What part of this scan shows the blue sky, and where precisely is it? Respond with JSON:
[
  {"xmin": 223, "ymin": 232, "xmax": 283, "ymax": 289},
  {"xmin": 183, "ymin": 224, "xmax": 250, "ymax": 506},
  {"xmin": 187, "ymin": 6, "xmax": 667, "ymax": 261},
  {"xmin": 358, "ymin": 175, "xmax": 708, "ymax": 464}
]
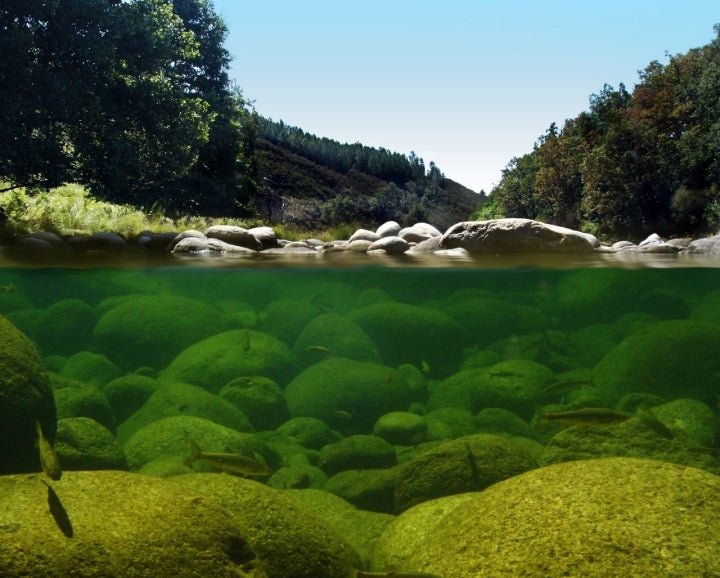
[{"xmin": 211, "ymin": 0, "xmax": 718, "ymax": 193}]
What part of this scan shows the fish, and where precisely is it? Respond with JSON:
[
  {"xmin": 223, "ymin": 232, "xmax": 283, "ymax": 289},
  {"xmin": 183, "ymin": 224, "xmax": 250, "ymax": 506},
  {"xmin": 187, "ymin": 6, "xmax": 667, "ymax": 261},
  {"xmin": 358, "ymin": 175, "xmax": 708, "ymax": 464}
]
[
  {"xmin": 635, "ymin": 408, "xmax": 674, "ymax": 439},
  {"xmin": 241, "ymin": 330, "xmax": 251, "ymax": 352},
  {"xmin": 306, "ymin": 345, "xmax": 334, "ymax": 355},
  {"xmin": 348, "ymin": 570, "xmax": 444, "ymax": 578},
  {"xmin": 542, "ymin": 377, "xmax": 595, "ymax": 395},
  {"xmin": 36, "ymin": 421, "xmax": 62, "ymax": 481},
  {"xmin": 464, "ymin": 442, "xmax": 480, "ymax": 488},
  {"xmin": 333, "ymin": 409, "xmax": 353, "ymax": 421},
  {"xmin": 420, "ymin": 360, "xmax": 431, "ymax": 375},
  {"xmin": 185, "ymin": 440, "xmax": 272, "ymax": 477},
  {"xmin": 0, "ymin": 283, "xmax": 15, "ymax": 293},
  {"xmin": 536, "ymin": 407, "xmax": 631, "ymax": 427}
]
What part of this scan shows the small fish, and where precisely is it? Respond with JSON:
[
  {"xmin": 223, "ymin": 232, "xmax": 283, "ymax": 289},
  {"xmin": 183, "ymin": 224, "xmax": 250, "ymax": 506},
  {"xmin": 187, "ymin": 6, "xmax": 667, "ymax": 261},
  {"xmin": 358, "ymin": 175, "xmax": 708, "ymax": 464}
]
[
  {"xmin": 542, "ymin": 378, "xmax": 595, "ymax": 395},
  {"xmin": 185, "ymin": 440, "xmax": 272, "ymax": 477},
  {"xmin": 635, "ymin": 408, "xmax": 674, "ymax": 439},
  {"xmin": 537, "ymin": 407, "xmax": 631, "ymax": 427},
  {"xmin": 36, "ymin": 421, "xmax": 62, "ymax": 481},
  {"xmin": 488, "ymin": 370, "xmax": 520, "ymax": 378},
  {"xmin": 0, "ymin": 283, "xmax": 15, "ymax": 293},
  {"xmin": 348, "ymin": 570, "xmax": 444, "ymax": 578},
  {"xmin": 333, "ymin": 410, "xmax": 353, "ymax": 421},
  {"xmin": 241, "ymin": 331, "xmax": 251, "ymax": 352},
  {"xmin": 420, "ymin": 360, "xmax": 431, "ymax": 375},
  {"xmin": 306, "ymin": 345, "xmax": 334, "ymax": 355},
  {"xmin": 464, "ymin": 442, "xmax": 480, "ymax": 488}
]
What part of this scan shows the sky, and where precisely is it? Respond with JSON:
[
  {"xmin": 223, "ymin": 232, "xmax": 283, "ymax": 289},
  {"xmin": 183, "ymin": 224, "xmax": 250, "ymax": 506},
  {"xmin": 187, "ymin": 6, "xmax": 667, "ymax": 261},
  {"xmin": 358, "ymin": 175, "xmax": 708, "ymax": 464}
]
[{"xmin": 210, "ymin": 0, "xmax": 719, "ymax": 194}]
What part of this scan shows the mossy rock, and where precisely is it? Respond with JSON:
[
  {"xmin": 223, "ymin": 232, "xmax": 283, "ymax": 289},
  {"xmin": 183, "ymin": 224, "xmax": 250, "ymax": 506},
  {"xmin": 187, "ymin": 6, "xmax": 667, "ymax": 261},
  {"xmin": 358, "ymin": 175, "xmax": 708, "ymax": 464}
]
[
  {"xmin": 292, "ymin": 313, "xmax": 382, "ymax": 368},
  {"xmin": 284, "ymin": 358, "xmax": 413, "ymax": 434},
  {"xmin": 437, "ymin": 296, "xmax": 521, "ymax": 347},
  {"xmin": 393, "ymin": 433, "xmax": 538, "ymax": 513},
  {"xmin": 424, "ymin": 407, "xmax": 478, "ymax": 440},
  {"xmin": 260, "ymin": 299, "xmax": 324, "ymax": 345},
  {"xmin": 324, "ymin": 468, "xmax": 399, "ymax": 514},
  {"xmin": 117, "ymin": 381, "xmax": 254, "ymax": 445},
  {"xmin": 401, "ymin": 458, "xmax": 720, "ymax": 577},
  {"xmin": 474, "ymin": 407, "xmax": 534, "ymax": 438},
  {"xmin": 93, "ymin": 294, "xmax": 230, "ymax": 370},
  {"xmin": 318, "ymin": 434, "xmax": 397, "ymax": 476},
  {"xmin": 101, "ymin": 373, "xmax": 160, "ymax": 424},
  {"xmin": 162, "ymin": 329, "xmax": 297, "ymax": 392},
  {"xmin": 49, "ymin": 373, "xmax": 116, "ymax": 434},
  {"xmin": 426, "ymin": 368, "xmax": 485, "ymax": 413},
  {"xmin": 275, "ymin": 417, "xmax": 341, "ymax": 450},
  {"xmin": 0, "ymin": 315, "xmax": 55, "ymax": 475},
  {"xmin": 123, "ymin": 415, "xmax": 275, "ymax": 473},
  {"xmin": 57, "ymin": 351, "xmax": 120, "ymax": 388},
  {"xmin": 348, "ymin": 302, "xmax": 465, "ymax": 376},
  {"xmin": 170, "ymin": 473, "xmax": 361, "ymax": 578},
  {"xmin": 0, "ymin": 470, "xmax": 266, "ymax": 577},
  {"xmin": 218, "ymin": 376, "xmax": 289, "ymax": 431},
  {"xmin": 55, "ymin": 417, "xmax": 127, "ymax": 471},
  {"xmin": 593, "ymin": 319, "xmax": 720, "ymax": 405},
  {"xmin": 372, "ymin": 411, "xmax": 427, "ymax": 446}
]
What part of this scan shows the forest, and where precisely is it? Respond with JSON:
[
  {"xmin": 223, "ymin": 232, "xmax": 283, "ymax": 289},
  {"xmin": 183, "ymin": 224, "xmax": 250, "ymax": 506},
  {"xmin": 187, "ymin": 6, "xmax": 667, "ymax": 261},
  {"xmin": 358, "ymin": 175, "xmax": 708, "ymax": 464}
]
[{"xmin": 481, "ymin": 25, "xmax": 720, "ymax": 240}]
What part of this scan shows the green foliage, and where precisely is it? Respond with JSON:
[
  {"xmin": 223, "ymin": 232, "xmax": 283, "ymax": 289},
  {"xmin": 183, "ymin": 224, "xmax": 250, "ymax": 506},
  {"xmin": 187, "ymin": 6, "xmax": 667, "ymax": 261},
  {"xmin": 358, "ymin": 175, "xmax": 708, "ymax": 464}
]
[{"xmin": 491, "ymin": 26, "xmax": 720, "ymax": 239}]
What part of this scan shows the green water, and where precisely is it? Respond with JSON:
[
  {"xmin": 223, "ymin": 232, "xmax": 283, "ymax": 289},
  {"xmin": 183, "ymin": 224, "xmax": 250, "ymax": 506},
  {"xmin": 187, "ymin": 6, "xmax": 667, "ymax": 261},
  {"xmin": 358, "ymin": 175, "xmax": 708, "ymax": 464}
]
[{"xmin": 1, "ymin": 260, "xmax": 720, "ymax": 504}]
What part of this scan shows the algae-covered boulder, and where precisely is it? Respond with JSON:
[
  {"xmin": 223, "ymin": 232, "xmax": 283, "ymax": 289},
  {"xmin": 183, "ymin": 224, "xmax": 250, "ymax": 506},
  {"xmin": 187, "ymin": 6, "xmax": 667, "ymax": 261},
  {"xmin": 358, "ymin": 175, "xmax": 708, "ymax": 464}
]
[
  {"xmin": 93, "ymin": 294, "xmax": 230, "ymax": 370},
  {"xmin": 101, "ymin": 373, "xmax": 160, "ymax": 424},
  {"xmin": 438, "ymin": 296, "xmax": 520, "ymax": 347},
  {"xmin": 55, "ymin": 417, "xmax": 127, "ymax": 471},
  {"xmin": 470, "ymin": 359, "xmax": 554, "ymax": 420},
  {"xmin": 49, "ymin": 373, "xmax": 117, "ymax": 434},
  {"xmin": 348, "ymin": 302, "xmax": 465, "ymax": 376},
  {"xmin": 324, "ymin": 467, "xmax": 399, "ymax": 513},
  {"xmin": 318, "ymin": 434, "xmax": 397, "ymax": 476},
  {"xmin": 260, "ymin": 299, "xmax": 324, "ymax": 345},
  {"xmin": 284, "ymin": 358, "xmax": 413, "ymax": 433},
  {"xmin": 285, "ymin": 488, "xmax": 395, "ymax": 568},
  {"xmin": 162, "ymin": 329, "xmax": 297, "ymax": 391},
  {"xmin": 275, "ymin": 417, "xmax": 341, "ymax": 449},
  {"xmin": 400, "ymin": 458, "xmax": 720, "ymax": 577},
  {"xmin": 593, "ymin": 319, "xmax": 720, "ymax": 405},
  {"xmin": 170, "ymin": 474, "xmax": 361, "ymax": 578},
  {"xmin": 292, "ymin": 312, "xmax": 382, "ymax": 368},
  {"xmin": 117, "ymin": 381, "xmax": 254, "ymax": 445},
  {"xmin": 57, "ymin": 351, "xmax": 120, "ymax": 388},
  {"xmin": 0, "ymin": 315, "xmax": 55, "ymax": 475},
  {"xmin": 425, "ymin": 368, "xmax": 485, "ymax": 413},
  {"xmin": 424, "ymin": 407, "xmax": 478, "ymax": 440},
  {"xmin": 393, "ymin": 433, "xmax": 538, "ymax": 513},
  {"xmin": 219, "ymin": 376, "xmax": 289, "ymax": 431},
  {"xmin": 372, "ymin": 411, "xmax": 427, "ymax": 446},
  {"xmin": 0, "ymin": 470, "xmax": 266, "ymax": 577},
  {"xmin": 123, "ymin": 415, "xmax": 276, "ymax": 473}
]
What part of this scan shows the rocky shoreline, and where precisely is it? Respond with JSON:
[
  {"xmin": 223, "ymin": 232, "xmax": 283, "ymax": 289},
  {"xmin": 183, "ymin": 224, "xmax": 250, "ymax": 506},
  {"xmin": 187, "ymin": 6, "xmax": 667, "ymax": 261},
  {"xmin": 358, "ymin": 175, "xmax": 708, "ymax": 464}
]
[{"xmin": 4, "ymin": 217, "xmax": 720, "ymax": 262}]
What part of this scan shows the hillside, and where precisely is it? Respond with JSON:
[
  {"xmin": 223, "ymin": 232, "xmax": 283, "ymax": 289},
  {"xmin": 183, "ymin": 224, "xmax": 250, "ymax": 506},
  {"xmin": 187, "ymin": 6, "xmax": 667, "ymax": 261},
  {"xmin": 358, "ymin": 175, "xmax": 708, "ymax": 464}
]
[{"xmin": 254, "ymin": 119, "xmax": 482, "ymax": 230}]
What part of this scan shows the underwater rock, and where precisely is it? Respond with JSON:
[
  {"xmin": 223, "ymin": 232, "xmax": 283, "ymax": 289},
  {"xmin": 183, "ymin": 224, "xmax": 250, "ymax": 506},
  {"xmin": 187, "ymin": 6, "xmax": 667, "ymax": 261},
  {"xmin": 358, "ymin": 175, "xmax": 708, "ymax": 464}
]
[
  {"xmin": 0, "ymin": 470, "xmax": 266, "ymax": 577},
  {"xmin": 284, "ymin": 358, "xmax": 413, "ymax": 434},
  {"xmin": 348, "ymin": 302, "xmax": 465, "ymax": 376},
  {"xmin": 292, "ymin": 312, "xmax": 383, "ymax": 368},
  {"xmin": 55, "ymin": 417, "xmax": 127, "ymax": 470},
  {"xmin": 370, "ymin": 493, "xmax": 475, "ymax": 572},
  {"xmin": 318, "ymin": 434, "xmax": 397, "ymax": 476},
  {"xmin": 161, "ymin": 329, "xmax": 297, "ymax": 392},
  {"xmin": 470, "ymin": 359, "xmax": 554, "ymax": 421},
  {"xmin": 0, "ymin": 315, "xmax": 56, "ymax": 475},
  {"xmin": 117, "ymin": 381, "xmax": 254, "ymax": 445},
  {"xmin": 219, "ymin": 376, "xmax": 289, "ymax": 431},
  {"xmin": 170, "ymin": 473, "xmax": 361, "ymax": 578},
  {"xmin": 437, "ymin": 295, "xmax": 521, "ymax": 348},
  {"xmin": 439, "ymin": 218, "xmax": 599, "ymax": 253},
  {"xmin": 123, "ymin": 415, "xmax": 277, "ymax": 473},
  {"xmin": 539, "ymin": 407, "xmax": 719, "ymax": 474},
  {"xmin": 57, "ymin": 350, "xmax": 120, "ymax": 388},
  {"xmin": 593, "ymin": 319, "xmax": 720, "ymax": 406},
  {"xmin": 268, "ymin": 461, "xmax": 328, "ymax": 490},
  {"xmin": 275, "ymin": 416, "xmax": 342, "ymax": 450},
  {"xmin": 285, "ymin": 488, "xmax": 395, "ymax": 569},
  {"xmin": 324, "ymin": 467, "xmax": 398, "ymax": 514},
  {"xmin": 49, "ymin": 373, "xmax": 117, "ymax": 434},
  {"xmin": 372, "ymin": 411, "xmax": 427, "ymax": 446},
  {"xmin": 426, "ymin": 368, "xmax": 485, "ymax": 413},
  {"xmin": 690, "ymin": 287, "xmax": 720, "ymax": 324},
  {"xmin": 423, "ymin": 407, "xmax": 478, "ymax": 440},
  {"xmin": 401, "ymin": 457, "xmax": 720, "ymax": 577},
  {"xmin": 637, "ymin": 287, "xmax": 690, "ymax": 319},
  {"xmin": 474, "ymin": 407, "xmax": 535, "ymax": 438},
  {"xmin": 393, "ymin": 433, "xmax": 538, "ymax": 513},
  {"xmin": 94, "ymin": 294, "xmax": 230, "ymax": 370},
  {"xmin": 260, "ymin": 299, "xmax": 324, "ymax": 346},
  {"xmin": 649, "ymin": 398, "xmax": 717, "ymax": 447},
  {"xmin": 101, "ymin": 373, "xmax": 160, "ymax": 424}
]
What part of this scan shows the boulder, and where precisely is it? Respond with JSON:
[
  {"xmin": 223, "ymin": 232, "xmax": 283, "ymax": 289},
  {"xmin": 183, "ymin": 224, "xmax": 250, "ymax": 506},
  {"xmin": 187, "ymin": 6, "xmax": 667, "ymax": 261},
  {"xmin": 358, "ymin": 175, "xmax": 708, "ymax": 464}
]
[
  {"xmin": 0, "ymin": 470, "xmax": 266, "ymax": 577},
  {"xmin": 372, "ymin": 411, "xmax": 427, "ymax": 446},
  {"xmin": 284, "ymin": 358, "xmax": 413, "ymax": 434},
  {"xmin": 367, "ymin": 236, "xmax": 410, "ymax": 254},
  {"xmin": 275, "ymin": 417, "xmax": 341, "ymax": 450},
  {"xmin": 57, "ymin": 351, "xmax": 120, "ymax": 388},
  {"xmin": 324, "ymin": 467, "xmax": 398, "ymax": 513},
  {"xmin": 49, "ymin": 373, "xmax": 116, "ymax": 434},
  {"xmin": 55, "ymin": 417, "xmax": 127, "ymax": 470},
  {"xmin": 101, "ymin": 373, "xmax": 160, "ymax": 424},
  {"xmin": 161, "ymin": 329, "xmax": 297, "ymax": 392},
  {"xmin": 219, "ymin": 376, "xmax": 290, "ymax": 431},
  {"xmin": 318, "ymin": 434, "xmax": 397, "ymax": 476},
  {"xmin": 398, "ymin": 222, "xmax": 442, "ymax": 243},
  {"xmin": 206, "ymin": 225, "xmax": 263, "ymax": 251},
  {"xmin": 439, "ymin": 218, "xmax": 599, "ymax": 253},
  {"xmin": 247, "ymin": 225, "xmax": 279, "ymax": 249},
  {"xmin": 0, "ymin": 315, "xmax": 55, "ymax": 475},
  {"xmin": 94, "ymin": 294, "xmax": 230, "ymax": 370},
  {"xmin": 376, "ymin": 221, "xmax": 401, "ymax": 237},
  {"xmin": 399, "ymin": 458, "xmax": 720, "ymax": 577}
]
